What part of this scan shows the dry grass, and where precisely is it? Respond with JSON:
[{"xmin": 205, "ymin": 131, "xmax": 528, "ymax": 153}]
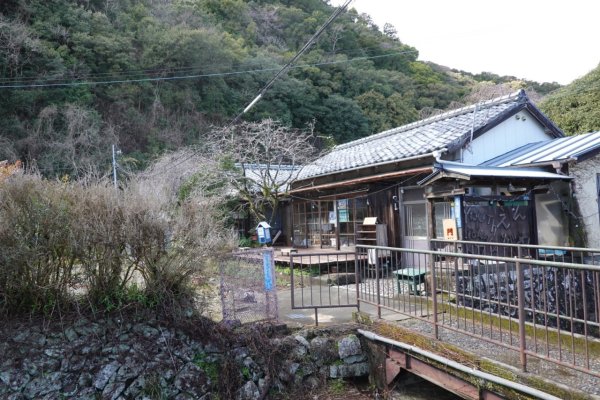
[{"xmin": 0, "ymin": 160, "xmax": 236, "ymax": 318}]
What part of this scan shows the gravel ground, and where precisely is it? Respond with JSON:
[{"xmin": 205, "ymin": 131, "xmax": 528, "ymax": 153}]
[{"xmin": 395, "ymin": 317, "xmax": 600, "ymax": 397}]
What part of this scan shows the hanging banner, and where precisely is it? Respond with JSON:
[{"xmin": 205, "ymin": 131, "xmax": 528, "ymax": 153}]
[
  {"xmin": 338, "ymin": 209, "xmax": 349, "ymax": 222},
  {"xmin": 329, "ymin": 211, "xmax": 337, "ymax": 223}
]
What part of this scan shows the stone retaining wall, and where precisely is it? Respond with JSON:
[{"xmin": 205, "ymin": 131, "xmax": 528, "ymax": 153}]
[{"xmin": 0, "ymin": 319, "xmax": 369, "ymax": 399}]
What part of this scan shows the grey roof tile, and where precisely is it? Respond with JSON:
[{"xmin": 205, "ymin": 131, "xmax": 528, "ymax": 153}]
[{"xmin": 297, "ymin": 91, "xmax": 530, "ymax": 181}]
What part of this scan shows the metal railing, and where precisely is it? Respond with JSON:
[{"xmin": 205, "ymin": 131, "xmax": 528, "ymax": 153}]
[
  {"xmin": 355, "ymin": 242, "xmax": 600, "ymax": 377},
  {"xmin": 289, "ymin": 251, "xmax": 358, "ymax": 325}
]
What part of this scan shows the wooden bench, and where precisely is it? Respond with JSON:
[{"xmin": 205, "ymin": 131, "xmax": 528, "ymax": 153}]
[{"xmin": 392, "ymin": 268, "xmax": 427, "ymax": 295}]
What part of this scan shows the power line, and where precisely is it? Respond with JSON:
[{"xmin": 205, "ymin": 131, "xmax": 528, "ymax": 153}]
[
  {"xmin": 0, "ymin": 48, "xmax": 417, "ymax": 90},
  {"xmin": 230, "ymin": 0, "xmax": 354, "ymax": 124},
  {"xmin": 0, "ymin": 42, "xmax": 416, "ymax": 85},
  {"xmin": 140, "ymin": 0, "xmax": 355, "ymax": 178}
]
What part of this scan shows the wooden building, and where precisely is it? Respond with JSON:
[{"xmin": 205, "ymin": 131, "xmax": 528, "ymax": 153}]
[{"xmin": 285, "ymin": 90, "xmax": 571, "ymax": 252}]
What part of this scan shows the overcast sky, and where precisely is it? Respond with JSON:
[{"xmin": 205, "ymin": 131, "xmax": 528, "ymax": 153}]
[{"xmin": 331, "ymin": 0, "xmax": 599, "ymax": 84}]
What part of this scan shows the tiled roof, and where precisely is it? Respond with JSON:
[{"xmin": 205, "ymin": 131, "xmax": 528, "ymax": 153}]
[
  {"xmin": 297, "ymin": 90, "xmax": 537, "ymax": 181},
  {"xmin": 482, "ymin": 131, "xmax": 600, "ymax": 167}
]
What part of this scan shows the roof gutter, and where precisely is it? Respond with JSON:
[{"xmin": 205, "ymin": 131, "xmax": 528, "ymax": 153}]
[
  {"xmin": 501, "ymin": 158, "xmax": 576, "ymax": 173},
  {"xmin": 293, "ymin": 150, "xmax": 444, "ymax": 186}
]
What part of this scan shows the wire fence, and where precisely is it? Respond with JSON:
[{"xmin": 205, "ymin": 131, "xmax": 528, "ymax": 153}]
[{"xmin": 220, "ymin": 248, "xmax": 278, "ymax": 324}]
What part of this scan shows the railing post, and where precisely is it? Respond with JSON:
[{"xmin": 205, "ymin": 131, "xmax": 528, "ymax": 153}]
[
  {"xmin": 428, "ymin": 243, "xmax": 439, "ymax": 339},
  {"xmin": 290, "ymin": 253, "xmax": 295, "ymax": 309},
  {"xmin": 516, "ymin": 246, "xmax": 527, "ymax": 372},
  {"xmin": 376, "ymin": 248, "xmax": 381, "ymax": 319},
  {"xmin": 431, "ymin": 255, "xmax": 439, "ymax": 339},
  {"xmin": 355, "ymin": 246, "xmax": 361, "ymax": 311}
]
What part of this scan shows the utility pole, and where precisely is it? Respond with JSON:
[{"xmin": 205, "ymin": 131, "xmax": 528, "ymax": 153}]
[{"xmin": 112, "ymin": 144, "xmax": 118, "ymax": 189}]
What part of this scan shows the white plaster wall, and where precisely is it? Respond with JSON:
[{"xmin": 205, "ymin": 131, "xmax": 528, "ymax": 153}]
[
  {"xmin": 570, "ymin": 154, "xmax": 600, "ymax": 248},
  {"xmin": 535, "ymin": 183, "xmax": 569, "ymax": 246},
  {"xmin": 462, "ymin": 110, "xmax": 554, "ymax": 165}
]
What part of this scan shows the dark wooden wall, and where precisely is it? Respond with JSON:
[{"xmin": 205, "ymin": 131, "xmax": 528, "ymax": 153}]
[{"xmin": 366, "ymin": 187, "xmax": 401, "ymax": 247}]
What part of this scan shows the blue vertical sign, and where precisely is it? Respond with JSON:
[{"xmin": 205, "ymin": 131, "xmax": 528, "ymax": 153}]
[{"xmin": 263, "ymin": 251, "xmax": 274, "ymax": 291}]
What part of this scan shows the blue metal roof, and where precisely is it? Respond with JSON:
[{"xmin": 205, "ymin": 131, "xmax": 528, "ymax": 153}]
[{"xmin": 482, "ymin": 131, "xmax": 600, "ymax": 167}]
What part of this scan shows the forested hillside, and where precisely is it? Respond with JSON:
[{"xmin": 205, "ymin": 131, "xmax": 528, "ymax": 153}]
[
  {"xmin": 540, "ymin": 63, "xmax": 600, "ymax": 135},
  {"xmin": 0, "ymin": 0, "xmax": 559, "ymax": 177}
]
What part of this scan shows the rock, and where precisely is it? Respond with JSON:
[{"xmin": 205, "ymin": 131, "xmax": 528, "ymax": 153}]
[
  {"xmin": 73, "ymin": 387, "xmax": 98, "ymax": 399},
  {"xmin": 309, "ymin": 337, "xmax": 338, "ymax": 366},
  {"xmin": 342, "ymin": 354, "xmax": 366, "ymax": 364},
  {"xmin": 337, "ymin": 334, "xmax": 362, "ymax": 359},
  {"xmin": 232, "ymin": 347, "xmax": 250, "ymax": 362},
  {"xmin": 60, "ymin": 376, "xmax": 78, "ymax": 398},
  {"xmin": 74, "ymin": 322, "xmax": 101, "ymax": 337},
  {"xmin": 257, "ymin": 377, "xmax": 269, "ymax": 395},
  {"xmin": 38, "ymin": 357, "xmax": 61, "ymax": 373},
  {"xmin": 294, "ymin": 335, "xmax": 310, "ymax": 349},
  {"xmin": 173, "ymin": 347, "xmax": 194, "ymax": 362},
  {"xmin": 123, "ymin": 374, "xmax": 145, "ymax": 398},
  {"xmin": 22, "ymin": 371, "xmax": 62, "ymax": 398},
  {"xmin": 116, "ymin": 358, "xmax": 144, "ymax": 380},
  {"xmin": 64, "ymin": 327, "xmax": 79, "ymax": 342},
  {"xmin": 303, "ymin": 375, "xmax": 321, "ymax": 390},
  {"xmin": 278, "ymin": 361, "xmax": 299, "ymax": 383},
  {"xmin": 174, "ymin": 393, "xmax": 210, "ymax": 400},
  {"xmin": 237, "ymin": 380, "xmax": 260, "ymax": 400},
  {"xmin": 78, "ymin": 372, "xmax": 93, "ymax": 387},
  {"xmin": 298, "ymin": 362, "xmax": 316, "ymax": 377},
  {"xmin": 285, "ymin": 337, "xmax": 308, "ymax": 360},
  {"xmin": 204, "ymin": 343, "xmax": 220, "ymax": 354},
  {"xmin": 0, "ymin": 369, "xmax": 31, "ymax": 391},
  {"xmin": 102, "ymin": 381, "xmax": 126, "ymax": 400},
  {"xmin": 242, "ymin": 357, "xmax": 263, "ymax": 382},
  {"xmin": 173, "ymin": 362, "xmax": 209, "ymax": 398},
  {"xmin": 93, "ymin": 361, "xmax": 121, "ymax": 390},
  {"xmin": 329, "ymin": 362, "xmax": 369, "ymax": 378},
  {"xmin": 43, "ymin": 347, "xmax": 63, "ymax": 359},
  {"xmin": 78, "ymin": 342, "xmax": 101, "ymax": 355},
  {"xmin": 133, "ymin": 324, "xmax": 159, "ymax": 338}
]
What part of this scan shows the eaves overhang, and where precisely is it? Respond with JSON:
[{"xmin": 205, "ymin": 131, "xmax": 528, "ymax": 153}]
[
  {"xmin": 418, "ymin": 162, "xmax": 571, "ymax": 186},
  {"xmin": 288, "ymin": 166, "xmax": 432, "ymax": 195}
]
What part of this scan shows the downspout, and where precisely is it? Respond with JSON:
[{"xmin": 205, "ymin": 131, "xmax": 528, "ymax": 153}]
[
  {"xmin": 461, "ymin": 103, "xmax": 479, "ymax": 162},
  {"xmin": 358, "ymin": 329, "xmax": 562, "ymax": 400}
]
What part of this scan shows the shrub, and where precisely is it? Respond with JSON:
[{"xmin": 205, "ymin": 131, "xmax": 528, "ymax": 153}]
[{"xmin": 0, "ymin": 170, "xmax": 233, "ymax": 317}]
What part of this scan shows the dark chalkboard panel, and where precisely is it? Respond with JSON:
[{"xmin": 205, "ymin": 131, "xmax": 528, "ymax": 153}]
[{"xmin": 463, "ymin": 196, "xmax": 535, "ymax": 252}]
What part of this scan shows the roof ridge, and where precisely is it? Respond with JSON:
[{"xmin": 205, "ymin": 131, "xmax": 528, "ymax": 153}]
[{"xmin": 334, "ymin": 90, "xmax": 526, "ymax": 152}]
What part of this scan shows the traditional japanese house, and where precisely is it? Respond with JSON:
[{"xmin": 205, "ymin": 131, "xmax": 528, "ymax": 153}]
[{"xmin": 285, "ymin": 90, "xmax": 571, "ymax": 252}]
